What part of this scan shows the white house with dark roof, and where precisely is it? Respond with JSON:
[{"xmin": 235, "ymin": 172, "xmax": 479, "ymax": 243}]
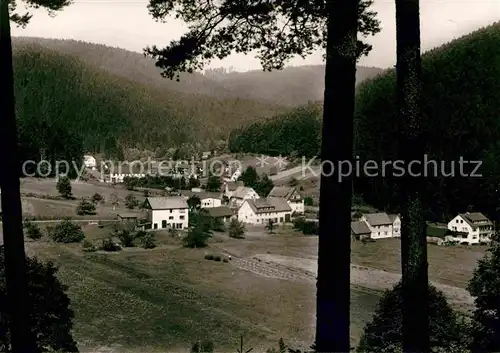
[
  {"xmin": 267, "ymin": 186, "xmax": 304, "ymax": 214},
  {"xmin": 447, "ymin": 212, "xmax": 494, "ymax": 244},
  {"xmin": 360, "ymin": 212, "xmax": 401, "ymax": 239},
  {"xmin": 145, "ymin": 197, "xmax": 189, "ymax": 230},
  {"xmin": 237, "ymin": 198, "xmax": 292, "ymax": 225},
  {"xmin": 181, "ymin": 190, "xmax": 223, "ymax": 208},
  {"xmin": 83, "ymin": 155, "xmax": 97, "ymax": 170}
]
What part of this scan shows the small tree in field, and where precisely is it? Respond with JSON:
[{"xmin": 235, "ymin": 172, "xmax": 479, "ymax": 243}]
[
  {"xmin": 110, "ymin": 193, "xmax": 120, "ymax": 210},
  {"xmin": 357, "ymin": 281, "xmax": 468, "ymax": 352},
  {"xmin": 0, "ymin": 247, "xmax": 78, "ymax": 352},
  {"xmin": 91, "ymin": 192, "xmax": 104, "ymax": 204},
  {"xmin": 76, "ymin": 198, "xmax": 96, "ymax": 215},
  {"xmin": 228, "ymin": 218, "xmax": 245, "ymax": 239},
  {"xmin": 49, "ymin": 219, "xmax": 85, "ymax": 243},
  {"xmin": 184, "ymin": 211, "xmax": 212, "ymax": 248},
  {"xmin": 124, "ymin": 194, "xmax": 139, "ymax": 210},
  {"xmin": 266, "ymin": 219, "xmax": 275, "ymax": 234},
  {"xmin": 56, "ymin": 176, "xmax": 73, "ymax": 199},
  {"xmin": 140, "ymin": 233, "xmax": 156, "ymax": 249},
  {"xmin": 24, "ymin": 220, "xmax": 42, "ymax": 240}
]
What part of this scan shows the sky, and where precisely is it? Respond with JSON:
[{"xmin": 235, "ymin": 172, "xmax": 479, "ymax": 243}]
[{"xmin": 10, "ymin": 0, "xmax": 500, "ymax": 72}]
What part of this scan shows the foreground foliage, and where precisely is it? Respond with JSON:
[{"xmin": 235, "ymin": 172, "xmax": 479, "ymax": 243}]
[
  {"xmin": 0, "ymin": 247, "xmax": 78, "ymax": 352},
  {"xmin": 357, "ymin": 281, "xmax": 468, "ymax": 352}
]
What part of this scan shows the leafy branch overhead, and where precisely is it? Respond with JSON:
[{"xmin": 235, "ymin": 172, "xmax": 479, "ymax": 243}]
[
  {"xmin": 8, "ymin": 0, "xmax": 71, "ymax": 27},
  {"xmin": 145, "ymin": 0, "xmax": 380, "ymax": 80}
]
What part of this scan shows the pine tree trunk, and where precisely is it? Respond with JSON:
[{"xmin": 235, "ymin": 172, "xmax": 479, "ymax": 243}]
[
  {"xmin": 395, "ymin": 0, "xmax": 429, "ymax": 351},
  {"xmin": 315, "ymin": 0, "xmax": 357, "ymax": 351},
  {"xmin": 0, "ymin": 2, "xmax": 38, "ymax": 351}
]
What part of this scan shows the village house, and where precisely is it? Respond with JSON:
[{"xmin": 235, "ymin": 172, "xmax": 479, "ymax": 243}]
[
  {"xmin": 447, "ymin": 212, "xmax": 494, "ymax": 244},
  {"xmin": 224, "ymin": 181, "xmax": 244, "ymax": 198},
  {"xmin": 83, "ymin": 155, "xmax": 97, "ymax": 170},
  {"xmin": 237, "ymin": 198, "xmax": 292, "ymax": 225},
  {"xmin": 350, "ymin": 221, "xmax": 372, "ymax": 240},
  {"xmin": 145, "ymin": 197, "xmax": 189, "ymax": 230},
  {"xmin": 206, "ymin": 206, "xmax": 234, "ymax": 223},
  {"xmin": 360, "ymin": 212, "xmax": 401, "ymax": 239},
  {"xmin": 228, "ymin": 186, "xmax": 260, "ymax": 208},
  {"xmin": 267, "ymin": 186, "xmax": 304, "ymax": 214},
  {"xmin": 181, "ymin": 189, "xmax": 223, "ymax": 208}
]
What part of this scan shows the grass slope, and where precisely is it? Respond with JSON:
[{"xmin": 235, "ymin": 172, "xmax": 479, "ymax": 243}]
[
  {"xmin": 12, "ymin": 42, "xmax": 285, "ymax": 155},
  {"xmin": 13, "ymin": 37, "xmax": 384, "ymax": 106}
]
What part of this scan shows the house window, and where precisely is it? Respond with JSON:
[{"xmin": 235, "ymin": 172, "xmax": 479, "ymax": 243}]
[
  {"xmin": 384, "ymin": 232, "xmax": 388, "ymax": 235},
  {"xmin": 169, "ymin": 216, "xmax": 174, "ymax": 220},
  {"xmin": 460, "ymin": 220, "xmax": 463, "ymax": 223},
  {"xmin": 180, "ymin": 216, "xmax": 185, "ymax": 220},
  {"xmin": 154, "ymin": 223, "xmax": 158, "ymax": 229},
  {"xmin": 162, "ymin": 220, "xmax": 167, "ymax": 228},
  {"xmin": 170, "ymin": 209, "xmax": 173, "ymax": 213}
]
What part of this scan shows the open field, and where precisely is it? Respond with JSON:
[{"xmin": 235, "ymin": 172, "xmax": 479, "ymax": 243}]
[
  {"xmin": 7, "ymin": 221, "xmax": 484, "ymax": 352},
  {"xmin": 0, "ymin": 178, "xmax": 487, "ymax": 351}
]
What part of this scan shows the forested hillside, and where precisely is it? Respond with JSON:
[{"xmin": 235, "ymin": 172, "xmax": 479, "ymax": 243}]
[
  {"xmin": 209, "ymin": 65, "xmax": 384, "ymax": 106},
  {"xmin": 13, "ymin": 37, "xmax": 383, "ymax": 106},
  {"xmin": 228, "ymin": 22, "xmax": 500, "ymax": 223},
  {"xmin": 13, "ymin": 43, "xmax": 285, "ymax": 167}
]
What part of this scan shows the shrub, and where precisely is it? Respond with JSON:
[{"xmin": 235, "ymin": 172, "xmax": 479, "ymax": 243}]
[
  {"xmin": 24, "ymin": 220, "xmax": 42, "ymax": 240},
  {"xmin": 91, "ymin": 192, "xmax": 104, "ymax": 204},
  {"xmin": 168, "ymin": 228, "xmax": 178, "ymax": 238},
  {"xmin": 118, "ymin": 230, "xmax": 135, "ymax": 247},
  {"xmin": 357, "ymin": 281, "xmax": 468, "ymax": 352},
  {"xmin": 304, "ymin": 196, "xmax": 313, "ymax": 206},
  {"xmin": 223, "ymin": 258, "xmax": 228, "ymax": 263},
  {"xmin": 292, "ymin": 217, "xmax": 306, "ymax": 231},
  {"xmin": 100, "ymin": 237, "xmax": 121, "ymax": 252},
  {"xmin": 140, "ymin": 233, "xmax": 156, "ymax": 249},
  {"xmin": 56, "ymin": 176, "xmax": 73, "ymax": 199},
  {"xmin": 124, "ymin": 193, "xmax": 139, "ymax": 209},
  {"xmin": 228, "ymin": 218, "xmax": 245, "ymax": 239},
  {"xmin": 97, "ymin": 220, "xmax": 105, "ymax": 228},
  {"xmin": 204, "ymin": 254, "xmax": 214, "ymax": 260},
  {"xmin": 49, "ymin": 219, "xmax": 85, "ymax": 243},
  {"xmin": 135, "ymin": 230, "xmax": 147, "ymax": 238},
  {"xmin": 76, "ymin": 198, "xmax": 96, "ymax": 215},
  {"xmin": 214, "ymin": 256, "xmax": 221, "ymax": 262},
  {"xmin": 302, "ymin": 221, "xmax": 319, "ymax": 235},
  {"xmin": 82, "ymin": 239, "xmax": 97, "ymax": 252},
  {"xmin": 190, "ymin": 340, "xmax": 214, "ymax": 353}
]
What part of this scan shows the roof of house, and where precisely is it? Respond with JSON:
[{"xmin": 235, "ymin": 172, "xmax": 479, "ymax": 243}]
[
  {"xmin": 117, "ymin": 212, "xmax": 141, "ymax": 219},
  {"xmin": 267, "ymin": 186, "xmax": 297, "ymax": 200},
  {"xmin": 388, "ymin": 214, "xmax": 400, "ymax": 222},
  {"xmin": 246, "ymin": 197, "xmax": 291, "ymax": 214},
  {"xmin": 459, "ymin": 212, "xmax": 492, "ymax": 226},
  {"xmin": 226, "ymin": 181, "xmax": 244, "ymax": 191},
  {"xmin": 181, "ymin": 190, "xmax": 222, "ymax": 200},
  {"xmin": 363, "ymin": 212, "xmax": 392, "ymax": 226},
  {"xmin": 147, "ymin": 196, "xmax": 188, "ymax": 210},
  {"xmin": 231, "ymin": 186, "xmax": 256, "ymax": 199},
  {"xmin": 206, "ymin": 206, "xmax": 233, "ymax": 218},
  {"xmin": 351, "ymin": 221, "xmax": 371, "ymax": 235}
]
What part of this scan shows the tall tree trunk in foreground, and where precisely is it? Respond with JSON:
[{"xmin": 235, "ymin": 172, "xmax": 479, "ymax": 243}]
[
  {"xmin": 395, "ymin": 0, "xmax": 429, "ymax": 351},
  {"xmin": 316, "ymin": 0, "xmax": 357, "ymax": 351},
  {"xmin": 0, "ymin": 2, "xmax": 38, "ymax": 352}
]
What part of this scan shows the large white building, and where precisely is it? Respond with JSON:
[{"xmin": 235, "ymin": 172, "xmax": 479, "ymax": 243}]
[
  {"xmin": 447, "ymin": 212, "xmax": 494, "ymax": 244},
  {"xmin": 360, "ymin": 212, "xmax": 401, "ymax": 239},
  {"xmin": 267, "ymin": 186, "xmax": 304, "ymax": 214},
  {"xmin": 238, "ymin": 197, "xmax": 292, "ymax": 225},
  {"xmin": 146, "ymin": 197, "xmax": 189, "ymax": 230}
]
